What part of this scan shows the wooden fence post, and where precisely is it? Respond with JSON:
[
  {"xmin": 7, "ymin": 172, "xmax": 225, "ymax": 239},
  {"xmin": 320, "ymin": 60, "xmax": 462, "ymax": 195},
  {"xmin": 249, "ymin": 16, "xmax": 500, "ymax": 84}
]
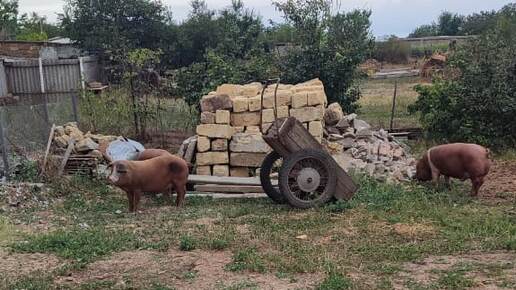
[
  {"xmin": 0, "ymin": 109, "xmax": 9, "ymax": 180},
  {"xmin": 389, "ymin": 80, "xmax": 398, "ymax": 131}
]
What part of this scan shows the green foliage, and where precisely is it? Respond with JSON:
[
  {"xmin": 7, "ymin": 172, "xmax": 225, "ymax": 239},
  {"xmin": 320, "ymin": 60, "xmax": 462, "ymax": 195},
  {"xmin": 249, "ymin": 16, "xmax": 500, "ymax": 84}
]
[
  {"xmin": 16, "ymin": 12, "xmax": 61, "ymax": 40},
  {"xmin": 11, "ymin": 227, "xmax": 141, "ymax": 264},
  {"xmin": 317, "ymin": 272, "xmax": 353, "ymax": 290},
  {"xmin": 10, "ymin": 159, "xmax": 40, "ymax": 182},
  {"xmin": 226, "ymin": 247, "xmax": 266, "ymax": 273},
  {"xmin": 0, "ymin": 0, "xmax": 18, "ymax": 39},
  {"xmin": 409, "ymin": 24, "xmax": 438, "ymax": 38},
  {"xmin": 409, "ymin": 12, "xmax": 516, "ymax": 148},
  {"xmin": 374, "ymin": 36, "xmax": 411, "ymax": 63},
  {"xmin": 61, "ymin": 0, "xmax": 172, "ymax": 53},
  {"xmin": 179, "ymin": 235, "xmax": 197, "ymax": 251},
  {"xmin": 274, "ymin": 1, "xmax": 374, "ymax": 111}
]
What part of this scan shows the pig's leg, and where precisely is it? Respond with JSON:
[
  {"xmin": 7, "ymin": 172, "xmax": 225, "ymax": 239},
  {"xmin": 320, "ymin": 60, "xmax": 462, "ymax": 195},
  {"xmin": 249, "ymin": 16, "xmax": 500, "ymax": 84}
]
[
  {"xmin": 470, "ymin": 176, "xmax": 484, "ymax": 197},
  {"xmin": 431, "ymin": 170, "xmax": 440, "ymax": 187},
  {"xmin": 126, "ymin": 191, "xmax": 135, "ymax": 212},
  {"xmin": 133, "ymin": 190, "xmax": 142, "ymax": 212},
  {"xmin": 444, "ymin": 176, "xmax": 451, "ymax": 189},
  {"xmin": 175, "ymin": 183, "xmax": 187, "ymax": 207}
]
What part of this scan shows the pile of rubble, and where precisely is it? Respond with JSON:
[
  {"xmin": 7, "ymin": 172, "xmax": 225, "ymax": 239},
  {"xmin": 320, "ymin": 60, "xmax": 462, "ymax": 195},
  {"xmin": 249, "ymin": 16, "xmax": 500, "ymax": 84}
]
[
  {"xmin": 323, "ymin": 103, "xmax": 416, "ymax": 182},
  {"xmin": 193, "ymin": 79, "xmax": 327, "ymax": 177},
  {"xmin": 186, "ymin": 79, "xmax": 416, "ymax": 183},
  {"xmin": 52, "ymin": 122, "xmax": 118, "ymax": 158}
]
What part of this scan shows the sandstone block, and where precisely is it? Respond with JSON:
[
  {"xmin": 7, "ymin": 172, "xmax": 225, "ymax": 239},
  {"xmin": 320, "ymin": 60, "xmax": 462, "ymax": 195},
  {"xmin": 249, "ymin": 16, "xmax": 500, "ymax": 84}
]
[
  {"xmin": 307, "ymin": 91, "xmax": 327, "ymax": 106},
  {"xmin": 230, "ymin": 153, "xmax": 267, "ymax": 167},
  {"xmin": 216, "ymin": 110, "xmax": 230, "ymax": 124},
  {"xmin": 242, "ymin": 82, "xmax": 262, "ymax": 97},
  {"xmin": 200, "ymin": 112, "xmax": 216, "ymax": 124},
  {"xmin": 196, "ymin": 152, "xmax": 229, "ymax": 166},
  {"xmin": 262, "ymin": 90, "xmax": 292, "ymax": 108},
  {"xmin": 248, "ymin": 95, "xmax": 262, "ymax": 112},
  {"xmin": 230, "ymin": 133, "xmax": 271, "ymax": 153},
  {"xmin": 245, "ymin": 126, "xmax": 260, "ymax": 133},
  {"xmin": 324, "ymin": 102, "xmax": 345, "ymax": 125},
  {"xmin": 211, "ymin": 139, "xmax": 228, "ymax": 151},
  {"xmin": 213, "ymin": 165, "xmax": 230, "ymax": 177},
  {"xmin": 277, "ymin": 106, "xmax": 289, "ymax": 118},
  {"xmin": 262, "ymin": 109, "xmax": 275, "ymax": 123},
  {"xmin": 216, "ymin": 84, "xmax": 243, "ymax": 96},
  {"xmin": 75, "ymin": 138, "xmax": 98, "ymax": 152},
  {"xmin": 201, "ymin": 94, "xmax": 232, "ymax": 112},
  {"xmin": 353, "ymin": 119, "xmax": 372, "ymax": 131},
  {"xmin": 196, "ymin": 166, "xmax": 211, "ymax": 176},
  {"xmin": 233, "ymin": 126, "xmax": 245, "ymax": 133},
  {"xmin": 232, "ymin": 97, "xmax": 249, "ymax": 113},
  {"xmin": 197, "ymin": 136, "xmax": 211, "ymax": 152},
  {"xmin": 292, "ymin": 92, "xmax": 308, "ymax": 108},
  {"xmin": 309, "ymin": 121, "xmax": 324, "ymax": 137},
  {"xmin": 290, "ymin": 106, "xmax": 325, "ymax": 123},
  {"xmin": 196, "ymin": 124, "xmax": 234, "ymax": 139},
  {"xmin": 230, "ymin": 167, "xmax": 250, "ymax": 177},
  {"xmin": 231, "ymin": 111, "xmax": 261, "ymax": 127}
]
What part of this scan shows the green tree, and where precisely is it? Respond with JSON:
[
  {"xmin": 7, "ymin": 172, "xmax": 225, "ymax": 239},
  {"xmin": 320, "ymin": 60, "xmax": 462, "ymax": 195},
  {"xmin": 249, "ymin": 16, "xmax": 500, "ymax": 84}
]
[
  {"xmin": 16, "ymin": 12, "xmax": 61, "ymax": 41},
  {"xmin": 409, "ymin": 10, "xmax": 516, "ymax": 148},
  {"xmin": 61, "ymin": 0, "xmax": 172, "ymax": 53},
  {"xmin": 437, "ymin": 11, "xmax": 464, "ymax": 36},
  {"xmin": 0, "ymin": 0, "xmax": 18, "ymax": 40},
  {"xmin": 273, "ymin": 0, "xmax": 374, "ymax": 112},
  {"xmin": 408, "ymin": 24, "xmax": 438, "ymax": 38}
]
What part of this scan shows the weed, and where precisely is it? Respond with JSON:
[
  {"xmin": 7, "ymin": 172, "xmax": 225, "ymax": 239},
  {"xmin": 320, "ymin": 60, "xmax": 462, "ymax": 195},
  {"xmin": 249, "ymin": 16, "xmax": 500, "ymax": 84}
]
[
  {"xmin": 0, "ymin": 273, "xmax": 54, "ymax": 290},
  {"xmin": 179, "ymin": 235, "xmax": 197, "ymax": 251},
  {"xmin": 216, "ymin": 280, "xmax": 259, "ymax": 290},
  {"xmin": 317, "ymin": 272, "xmax": 353, "ymax": 290},
  {"xmin": 79, "ymin": 280, "xmax": 117, "ymax": 290},
  {"xmin": 209, "ymin": 237, "xmax": 230, "ymax": 250},
  {"xmin": 226, "ymin": 247, "xmax": 266, "ymax": 273}
]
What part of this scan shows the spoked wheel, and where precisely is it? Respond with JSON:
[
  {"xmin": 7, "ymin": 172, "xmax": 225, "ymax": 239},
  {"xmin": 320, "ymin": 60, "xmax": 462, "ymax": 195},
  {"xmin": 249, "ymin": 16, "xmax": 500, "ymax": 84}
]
[
  {"xmin": 260, "ymin": 151, "xmax": 286, "ymax": 203},
  {"xmin": 279, "ymin": 149, "xmax": 337, "ymax": 209}
]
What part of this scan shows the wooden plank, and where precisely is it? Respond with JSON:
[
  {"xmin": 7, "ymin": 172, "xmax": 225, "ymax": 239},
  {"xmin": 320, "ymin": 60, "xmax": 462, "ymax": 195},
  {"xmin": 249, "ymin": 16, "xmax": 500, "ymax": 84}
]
[
  {"xmin": 188, "ymin": 174, "xmax": 277, "ymax": 186},
  {"xmin": 58, "ymin": 138, "xmax": 75, "ymax": 176},
  {"xmin": 188, "ymin": 192, "xmax": 267, "ymax": 199},
  {"xmin": 41, "ymin": 124, "xmax": 56, "ymax": 175},
  {"xmin": 195, "ymin": 184, "xmax": 265, "ymax": 193}
]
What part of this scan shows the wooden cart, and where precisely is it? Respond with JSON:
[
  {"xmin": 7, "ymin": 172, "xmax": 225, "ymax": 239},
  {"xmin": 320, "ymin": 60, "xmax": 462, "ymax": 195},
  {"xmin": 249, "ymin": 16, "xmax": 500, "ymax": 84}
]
[{"xmin": 260, "ymin": 117, "xmax": 358, "ymax": 209}]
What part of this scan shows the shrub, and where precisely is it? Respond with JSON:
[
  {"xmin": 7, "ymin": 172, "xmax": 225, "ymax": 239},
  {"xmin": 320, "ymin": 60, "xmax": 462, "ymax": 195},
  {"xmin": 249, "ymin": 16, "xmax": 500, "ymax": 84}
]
[
  {"xmin": 374, "ymin": 37, "xmax": 411, "ymax": 64},
  {"xmin": 409, "ymin": 11, "xmax": 516, "ymax": 149}
]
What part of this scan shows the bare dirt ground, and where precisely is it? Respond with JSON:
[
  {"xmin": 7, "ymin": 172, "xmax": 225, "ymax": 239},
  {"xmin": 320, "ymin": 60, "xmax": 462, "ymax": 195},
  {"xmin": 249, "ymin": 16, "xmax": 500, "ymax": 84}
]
[
  {"xmin": 482, "ymin": 160, "xmax": 516, "ymax": 199},
  {"xmin": 55, "ymin": 249, "xmax": 323, "ymax": 289}
]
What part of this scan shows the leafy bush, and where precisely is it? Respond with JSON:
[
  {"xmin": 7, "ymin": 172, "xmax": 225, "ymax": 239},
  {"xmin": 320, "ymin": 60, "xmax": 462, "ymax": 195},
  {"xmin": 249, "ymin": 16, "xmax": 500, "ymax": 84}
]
[
  {"xmin": 374, "ymin": 37, "xmax": 411, "ymax": 63},
  {"xmin": 409, "ymin": 12, "xmax": 516, "ymax": 148}
]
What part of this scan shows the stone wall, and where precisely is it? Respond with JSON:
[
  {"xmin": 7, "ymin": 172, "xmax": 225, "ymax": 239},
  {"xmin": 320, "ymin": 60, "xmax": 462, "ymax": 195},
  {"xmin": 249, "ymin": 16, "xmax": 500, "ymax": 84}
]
[{"xmin": 195, "ymin": 78, "xmax": 327, "ymax": 177}]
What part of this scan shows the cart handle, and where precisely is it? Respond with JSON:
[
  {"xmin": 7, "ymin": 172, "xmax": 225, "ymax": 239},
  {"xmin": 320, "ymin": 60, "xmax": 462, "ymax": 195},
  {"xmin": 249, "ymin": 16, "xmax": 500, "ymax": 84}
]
[{"xmin": 260, "ymin": 78, "xmax": 281, "ymax": 132}]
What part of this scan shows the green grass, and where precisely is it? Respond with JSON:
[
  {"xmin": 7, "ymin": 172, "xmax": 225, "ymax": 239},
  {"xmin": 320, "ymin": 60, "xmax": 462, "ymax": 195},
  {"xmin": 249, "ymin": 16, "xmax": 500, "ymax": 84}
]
[
  {"xmin": 1, "ymin": 174, "xmax": 514, "ymax": 289},
  {"xmin": 11, "ymin": 227, "xmax": 143, "ymax": 265}
]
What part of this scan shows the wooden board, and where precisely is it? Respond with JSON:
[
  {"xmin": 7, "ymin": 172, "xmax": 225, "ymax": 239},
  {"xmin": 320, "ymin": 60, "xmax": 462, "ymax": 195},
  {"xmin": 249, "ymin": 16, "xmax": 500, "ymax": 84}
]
[
  {"xmin": 58, "ymin": 138, "xmax": 75, "ymax": 176},
  {"xmin": 188, "ymin": 193, "xmax": 267, "ymax": 199},
  {"xmin": 188, "ymin": 174, "xmax": 277, "ymax": 186},
  {"xmin": 41, "ymin": 124, "xmax": 55, "ymax": 175},
  {"xmin": 194, "ymin": 184, "xmax": 265, "ymax": 193}
]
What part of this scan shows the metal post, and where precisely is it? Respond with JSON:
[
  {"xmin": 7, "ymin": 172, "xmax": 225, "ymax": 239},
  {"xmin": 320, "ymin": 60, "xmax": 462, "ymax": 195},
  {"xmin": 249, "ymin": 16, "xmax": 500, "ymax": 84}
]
[
  {"xmin": 0, "ymin": 110, "xmax": 9, "ymax": 180},
  {"xmin": 389, "ymin": 80, "xmax": 398, "ymax": 131},
  {"xmin": 39, "ymin": 58, "xmax": 49, "ymax": 125}
]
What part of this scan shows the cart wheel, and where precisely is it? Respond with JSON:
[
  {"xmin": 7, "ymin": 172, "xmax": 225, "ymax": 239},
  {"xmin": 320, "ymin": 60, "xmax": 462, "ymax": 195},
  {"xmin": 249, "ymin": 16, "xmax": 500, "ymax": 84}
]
[
  {"xmin": 260, "ymin": 151, "xmax": 286, "ymax": 204},
  {"xmin": 279, "ymin": 149, "xmax": 337, "ymax": 209}
]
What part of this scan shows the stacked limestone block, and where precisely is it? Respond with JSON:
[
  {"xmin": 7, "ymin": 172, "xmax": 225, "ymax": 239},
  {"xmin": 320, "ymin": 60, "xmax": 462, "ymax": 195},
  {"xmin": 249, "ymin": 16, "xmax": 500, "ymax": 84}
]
[{"xmin": 195, "ymin": 78, "xmax": 328, "ymax": 177}]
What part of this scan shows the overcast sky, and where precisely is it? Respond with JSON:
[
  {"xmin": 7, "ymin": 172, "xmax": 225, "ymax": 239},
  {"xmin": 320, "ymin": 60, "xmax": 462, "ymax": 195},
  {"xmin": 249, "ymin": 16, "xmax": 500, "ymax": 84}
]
[{"xmin": 18, "ymin": 0, "xmax": 513, "ymax": 37}]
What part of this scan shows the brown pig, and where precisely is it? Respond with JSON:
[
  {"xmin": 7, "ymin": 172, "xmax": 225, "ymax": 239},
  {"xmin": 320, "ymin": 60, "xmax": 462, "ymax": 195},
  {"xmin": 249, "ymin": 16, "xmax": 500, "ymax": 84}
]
[
  {"xmin": 108, "ymin": 154, "xmax": 189, "ymax": 212},
  {"xmin": 137, "ymin": 149, "xmax": 171, "ymax": 161},
  {"xmin": 416, "ymin": 143, "xmax": 491, "ymax": 196}
]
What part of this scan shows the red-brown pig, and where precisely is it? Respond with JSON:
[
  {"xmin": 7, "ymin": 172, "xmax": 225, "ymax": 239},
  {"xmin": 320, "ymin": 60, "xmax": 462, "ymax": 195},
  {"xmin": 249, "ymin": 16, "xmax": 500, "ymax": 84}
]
[
  {"xmin": 137, "ymin": 149, "xmax": 171, "ymax": 161},
  {"xmin": 415, "ymin": 143, "xmax": 491, "ymax": 196},
  {"xmin": 108, "ymin": 154, "xmax": 189, "ymax": 212}
]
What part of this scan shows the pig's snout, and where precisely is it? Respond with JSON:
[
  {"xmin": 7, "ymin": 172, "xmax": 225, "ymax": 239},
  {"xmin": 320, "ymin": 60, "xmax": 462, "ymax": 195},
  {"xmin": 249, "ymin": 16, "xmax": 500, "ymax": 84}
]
[{"xmin": 108, "ymin": 173, "xmax": 119, "ymax": 184}]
